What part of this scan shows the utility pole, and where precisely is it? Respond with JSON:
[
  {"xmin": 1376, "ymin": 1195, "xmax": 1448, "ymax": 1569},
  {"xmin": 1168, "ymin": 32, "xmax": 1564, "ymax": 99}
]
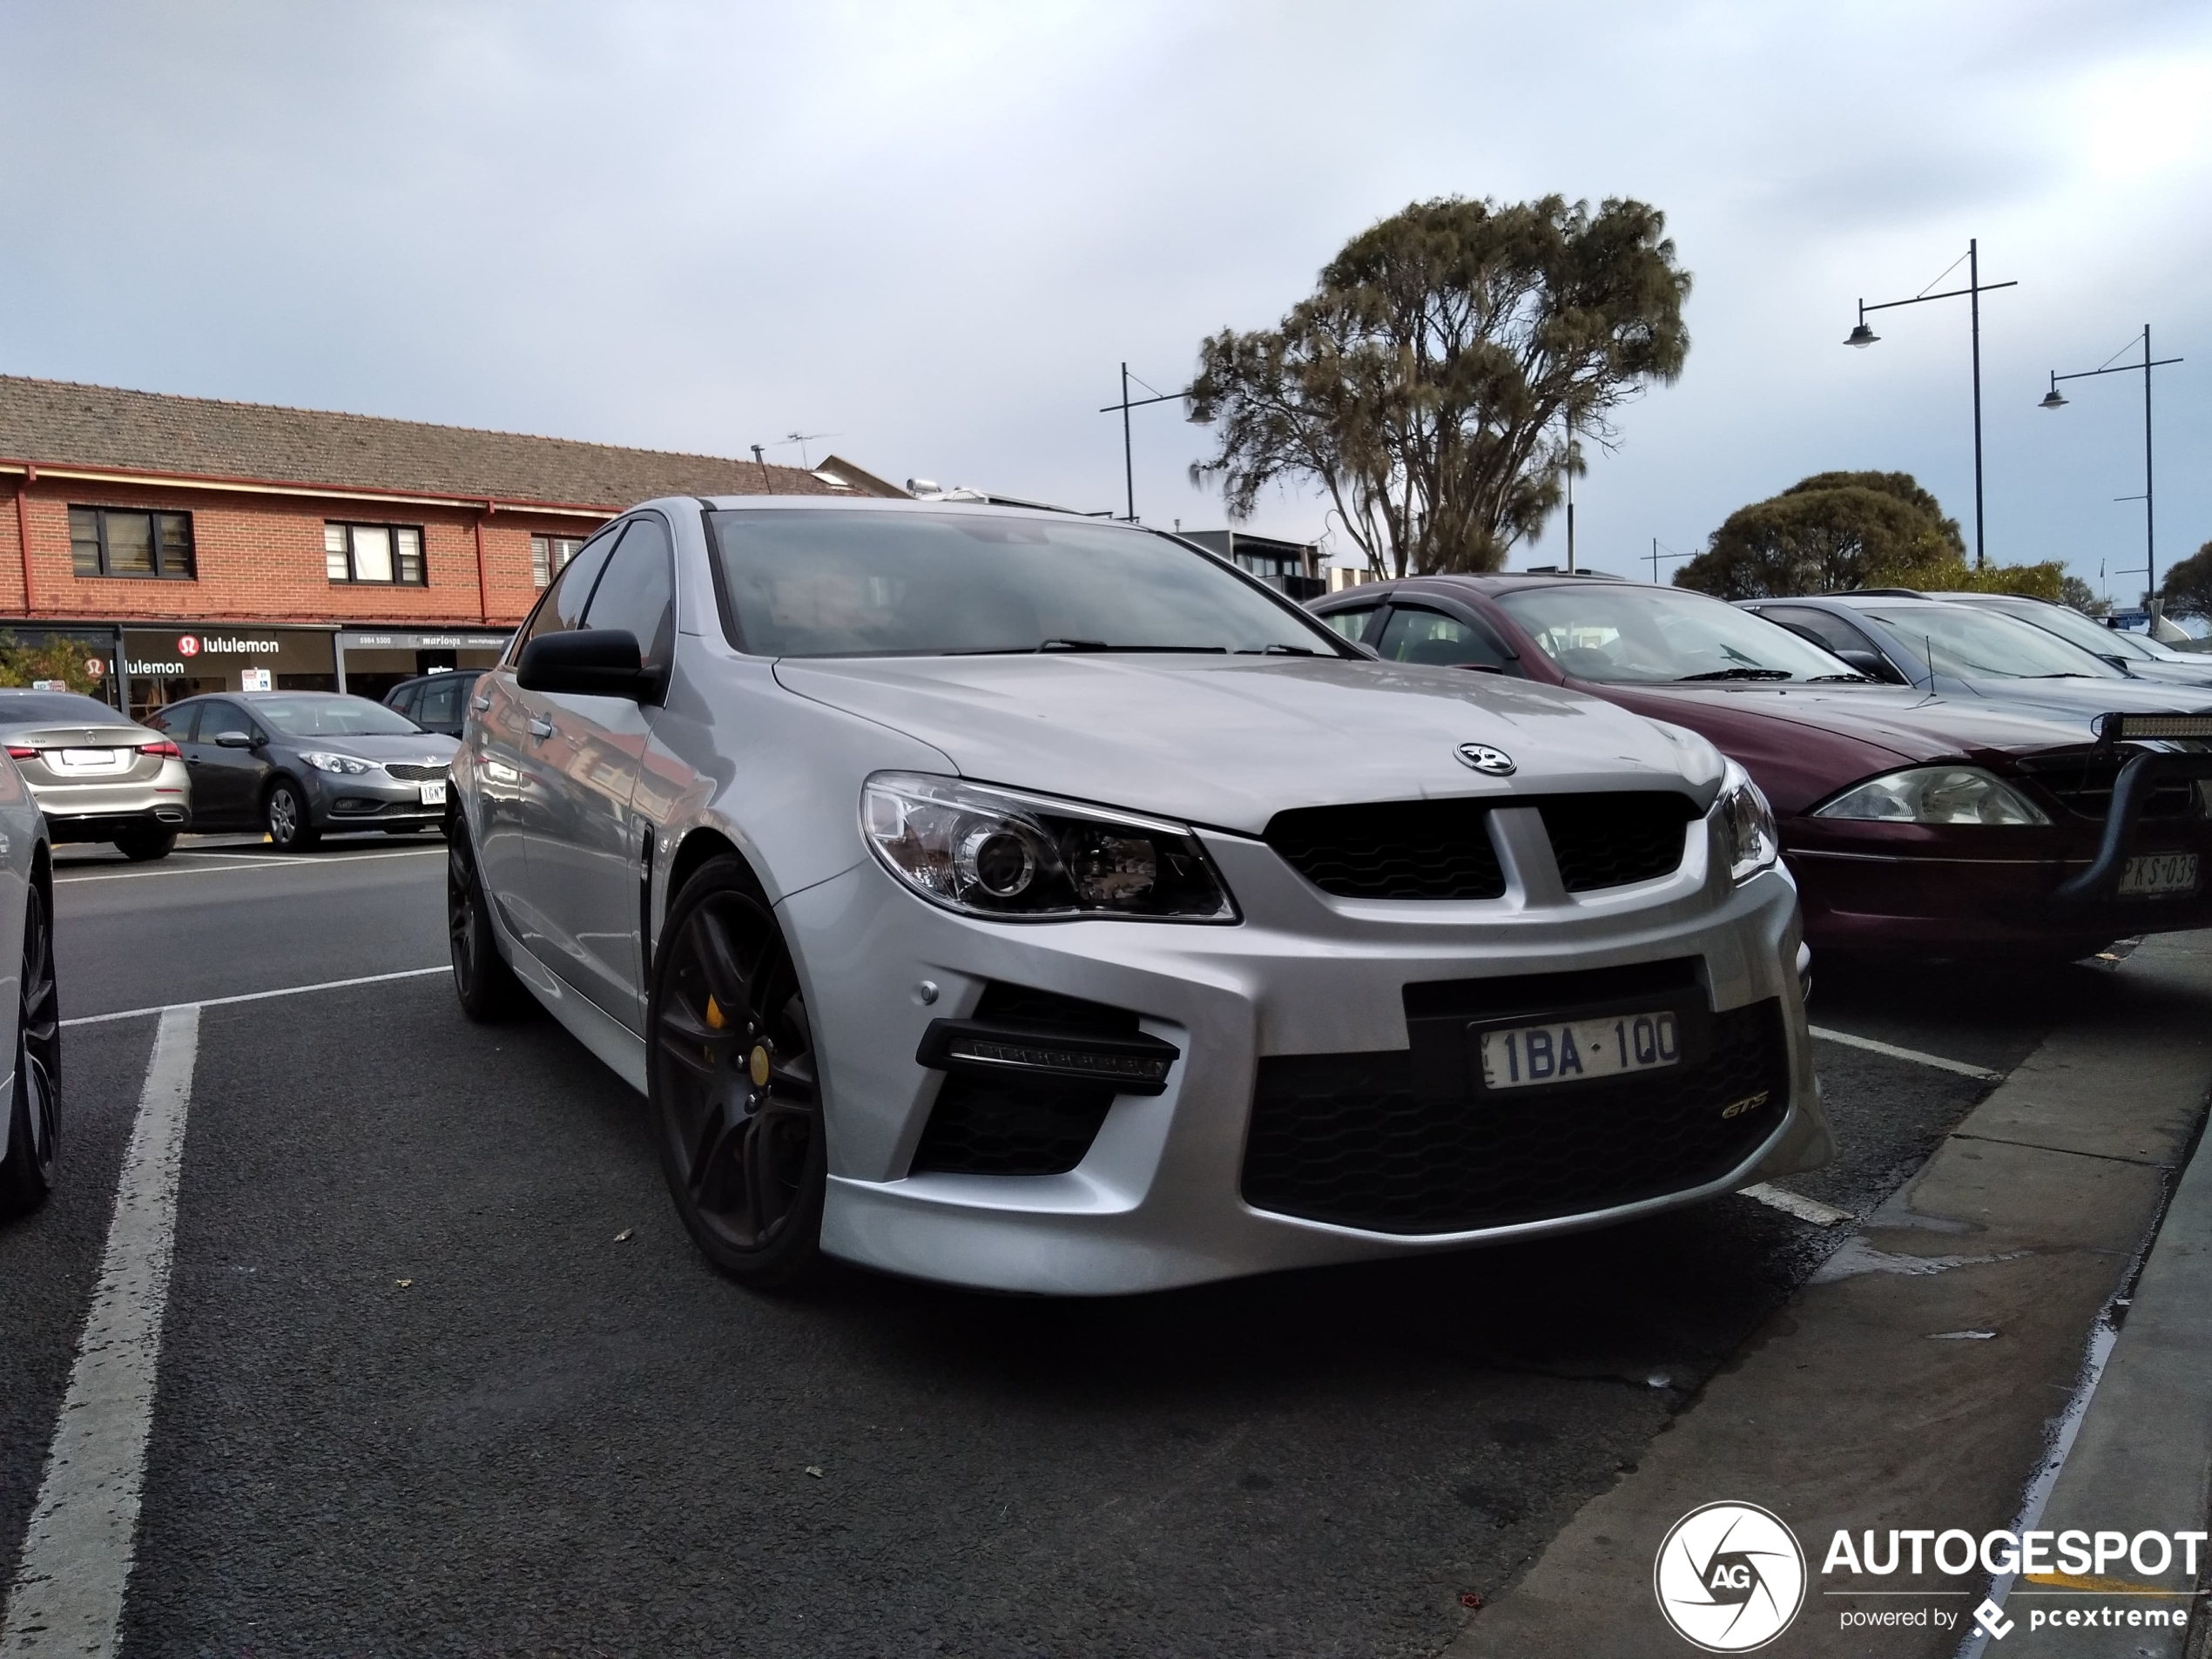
[
  {"xmin": 1097, "ymin": 364, "xmax": 1181, "ymax": 522},
  {"xmin": 2040, "ymin": 325, "xmax": 2183, "ymax": 598},
  {"xmin": 1563, "ymin": 409, "xmax": 1575, "ymax": 574}
]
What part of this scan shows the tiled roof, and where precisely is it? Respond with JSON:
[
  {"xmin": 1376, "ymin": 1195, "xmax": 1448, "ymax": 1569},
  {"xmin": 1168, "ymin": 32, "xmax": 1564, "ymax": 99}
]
[{"xmin": 0, "ymin": 375, "xmax": 842, "ymax": 508}]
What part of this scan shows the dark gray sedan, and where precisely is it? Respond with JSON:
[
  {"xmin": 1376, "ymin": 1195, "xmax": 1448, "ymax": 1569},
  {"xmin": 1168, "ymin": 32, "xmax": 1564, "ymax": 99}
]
[{"xmin": 146, "ymin": 691, "xmax": 457, "ymax": 851}]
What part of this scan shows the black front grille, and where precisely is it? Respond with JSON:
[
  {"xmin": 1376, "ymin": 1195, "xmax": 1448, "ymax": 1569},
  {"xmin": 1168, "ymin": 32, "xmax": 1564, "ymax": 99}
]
[
  {"xmin": 1263, "ymin": 799, "xmax": 1505, "ymax": 900},
  {"xmin": 1536, "ymin": 792, "xmax": 1700, "ymax": 891},
  {"xmin": 910, "ymin": 985, "xmax": 1138, "ymax": 1177},
  {"xmin": 385, "ymin": 762, "xmax": 448, "ymax": 782},
  {"xmin": 1241, "ymin": 998, "xmax": 1788, "ymax": 1234},
  {"xmin": 2015, "ymin": 752, "xmax": 2201, "ymax": 820}
]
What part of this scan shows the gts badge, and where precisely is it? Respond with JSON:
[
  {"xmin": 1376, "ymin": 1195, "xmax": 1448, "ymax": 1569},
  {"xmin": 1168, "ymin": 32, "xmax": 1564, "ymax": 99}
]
[{"xmin": 1719, "ymin": 1090, "xmax": 1770, "ymax": 1121}]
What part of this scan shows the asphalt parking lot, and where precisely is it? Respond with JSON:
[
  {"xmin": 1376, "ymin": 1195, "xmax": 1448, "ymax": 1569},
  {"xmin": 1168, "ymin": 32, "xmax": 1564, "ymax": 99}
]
[{"xmin": 0, "ymin": 833, "xmax": 2188, "ymax": 1656}]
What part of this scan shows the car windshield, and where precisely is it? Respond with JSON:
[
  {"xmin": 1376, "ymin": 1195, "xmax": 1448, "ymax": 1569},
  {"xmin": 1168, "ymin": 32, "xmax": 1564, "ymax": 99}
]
[
  {"xmin": 1972, "ymin": 599, "xmax": 2160, "ymax": 662},
  {"xmin": 1495, "ymin": 585, "xmax": 1860, "ymax": 683},
  {"xmin": 253, "ymin": 696, "xmax": 424, "ymax": 736},
  {"xmin": 0, "ymin": 691, "xmax": 125, "ymax": 724},
  {"xmin": 1856, "ymin": 605, "xmax": 2126, "ymax": 679},
  {"xmin": 709, "ymin": 509, "xmax": 1344, "ymax": 658}
]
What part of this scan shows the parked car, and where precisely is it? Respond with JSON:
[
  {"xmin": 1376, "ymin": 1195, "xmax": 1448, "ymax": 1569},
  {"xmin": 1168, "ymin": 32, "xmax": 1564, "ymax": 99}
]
[
  {"xmin": 0, "ymin": 750, "xmax": 58, "ymax": 1217},
  {"xmin": 1735, "ymin": 594, "xmax": 2212, "ymax": 725},
  {"xmin": 448, "ymin": 499, "xmax": 1827, "ymax": 1293},
  {"xmin": 146, "ymin": 691, "xmax": 457, "ymax": 851},
  {"xmin": 1308, "ymin": 575, "xmax": 2212, "ymax": 961},
  {"xmin": 384, "ymin": 669, "xmax": 489, "ymax": 738},
  {"xmin": 1922, "ymin": 591, "xmax": 2212, "ymax": 690},
  {"xmin": 0, "ymin": 688, "xmax": 192, "ymax": 860}
]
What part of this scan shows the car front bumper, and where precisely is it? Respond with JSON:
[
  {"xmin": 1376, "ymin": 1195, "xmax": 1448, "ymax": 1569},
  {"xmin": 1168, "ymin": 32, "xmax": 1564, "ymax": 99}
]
[
  {"xmin": 780, "ymin": 826, "xmax": 1826, "ymax": 1295},
  {"xmin": 307, "ymin": 768, "xmax": 449, "ymax": 831}
]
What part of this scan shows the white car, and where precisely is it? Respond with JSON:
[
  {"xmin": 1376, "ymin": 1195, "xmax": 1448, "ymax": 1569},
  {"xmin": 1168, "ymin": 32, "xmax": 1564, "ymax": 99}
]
[
  {"xmin": 447, "ymin": 499, "xmax": 1829, "ymax": 1292},
  {"xmin": 0, "ymin": 751, "xmax": 58, "ymax": 1217}
]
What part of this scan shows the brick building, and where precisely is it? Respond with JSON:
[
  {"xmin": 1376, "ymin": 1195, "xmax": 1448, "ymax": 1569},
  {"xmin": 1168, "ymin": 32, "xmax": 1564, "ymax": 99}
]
[{"xmin": 0, "ymin": 376, "xmax": 870, "ymax": 713}]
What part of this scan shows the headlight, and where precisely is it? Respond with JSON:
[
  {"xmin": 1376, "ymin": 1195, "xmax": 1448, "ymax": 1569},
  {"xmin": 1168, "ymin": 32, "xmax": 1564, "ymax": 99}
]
[
  {"xmin": 860, "ymin": 772, "xmax": 1237, "ymax": 921},
  {"xmin": 300, "ymin": 752, "xmax": 374, "ymax": 775},
  {"xmin": 1715, "ymin": 761, "xmax": 1779, "ymax": 883},
  {"xmin": 1812, "ymin": 765, "xmax": 2049, "ymax": 826}
]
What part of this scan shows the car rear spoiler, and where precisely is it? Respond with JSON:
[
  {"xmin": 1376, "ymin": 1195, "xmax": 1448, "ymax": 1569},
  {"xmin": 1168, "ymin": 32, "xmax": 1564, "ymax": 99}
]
[{"xmin": 2052, "ymin": 713, "xmax": 2212, "ymax": 907}]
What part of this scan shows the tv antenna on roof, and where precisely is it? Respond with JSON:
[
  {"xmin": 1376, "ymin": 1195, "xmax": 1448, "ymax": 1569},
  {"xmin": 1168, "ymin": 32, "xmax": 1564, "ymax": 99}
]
[{"xmin": 779, "ymin": 431, "xmax": 838, "ymax": 469}]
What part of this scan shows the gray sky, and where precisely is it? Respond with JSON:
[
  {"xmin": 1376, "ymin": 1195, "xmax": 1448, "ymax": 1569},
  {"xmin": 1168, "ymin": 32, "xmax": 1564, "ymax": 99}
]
[{"xmin": 3, "ymin": 1, "xmax": 2208, "ymax": 593}]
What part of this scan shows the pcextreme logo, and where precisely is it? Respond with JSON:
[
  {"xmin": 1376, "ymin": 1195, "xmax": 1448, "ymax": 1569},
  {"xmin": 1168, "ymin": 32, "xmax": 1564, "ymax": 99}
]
[{"xmin": 1655, "ymin": 1502, "xmax": 1807, "ymax": 1651}]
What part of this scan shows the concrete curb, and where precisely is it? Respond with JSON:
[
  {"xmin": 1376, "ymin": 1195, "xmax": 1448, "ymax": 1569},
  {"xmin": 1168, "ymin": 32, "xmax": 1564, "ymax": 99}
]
[{"xmin": 1440, "ymin": 934, "xmax": 2212, "ymax": 1658}]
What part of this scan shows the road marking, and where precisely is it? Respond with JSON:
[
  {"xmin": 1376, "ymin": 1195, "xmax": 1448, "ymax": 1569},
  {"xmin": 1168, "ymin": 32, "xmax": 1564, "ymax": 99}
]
[
  {"xmin": 1807, "ymin": 1023, "xmax": 2004, "ymax": 1081},
  {"xmin": 63, "ymin": 966, "xmax": 448, "ymax": 1028},
  {"xmin": 1737, "ymin": 1182, "xmax": 1854, "ymax": 1227},
  {"xmin": 1, "ymin": 1006, "xmax": 200, "ymax": 1658},
  {"xmin": 55, "ymin": 847, "xmax": 444, "ymax": 886}
]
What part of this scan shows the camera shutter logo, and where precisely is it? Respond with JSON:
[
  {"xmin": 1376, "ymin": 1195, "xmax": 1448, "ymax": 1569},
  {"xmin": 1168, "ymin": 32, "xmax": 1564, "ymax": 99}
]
[
  {"xmin": 1454, "ymin": 743, "xmax": 1514, "ymax": 776},
  {"xmin": 177, "ymin": 635, "xmax": 199, "ymax": 658},
  {"xmin": 1653, "ymin": 1501, "xmax": 1805, "ymax": 1651}
]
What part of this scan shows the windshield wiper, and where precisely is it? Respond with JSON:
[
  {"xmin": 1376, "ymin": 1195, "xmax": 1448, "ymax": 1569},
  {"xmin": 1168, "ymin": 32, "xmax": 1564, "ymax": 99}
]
[
  {"xmin": 1804, "ymin": 673, "xmax": 1877, "ymax": 683},
  {"xmin": 1675, "ymin": 667, "xmax": 1793, "ymax": 682},
  {"xmin": 1236, "ymin": 643, "xmax": 1321, "ymax": 656},
  {"xmin": 949, "ymin": 641, "xmax": 1231, "ymax": 656}
]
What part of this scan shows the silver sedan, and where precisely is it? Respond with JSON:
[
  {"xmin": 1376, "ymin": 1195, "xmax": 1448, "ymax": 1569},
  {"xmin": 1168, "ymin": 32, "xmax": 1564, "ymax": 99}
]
[
  {"xmin": 0, "ymin": 751, "xmax": 57, "ymax": 1217},
  {"xmin": 447, "ymin": 499, "xmax": 1829, "ymax": 1293},
  {"xmin": 0, "ymin": 688, "xmax": 192, "ymax": 860}
]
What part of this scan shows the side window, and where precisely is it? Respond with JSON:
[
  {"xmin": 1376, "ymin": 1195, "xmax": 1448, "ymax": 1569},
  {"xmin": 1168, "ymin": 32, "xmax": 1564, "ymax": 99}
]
[
  {"xmin": 581, "ymin": 515, "xmax": 675, "ymax": 671},
  {"xmin": 517, "ymin": 526, "xmax": 620, "ymax": 654},
  {"xmin": 1760, "ymin": 607, "xmax": 1875, "ymax": 658},
  {"xmin": 1374, "ymin": 605, "xmax": 1513, "ymax": 671},
  {"xmin": 417, "ymin": 678, "xmax": 461, "ymax": 727},
  {"xmin": 1318, "ymin": 604, "xmax": 1380, "ymax": 644},
  {"xmin": 388, "ymin": 682, "xmax": 420, "ymax": 718},
  {"xmin": 200, "ymin": 701, "xmax": 256, "ymax": 743},
  {"xmin": 149, "ymin": 703, "xmax": 199, "ymax": 741}
]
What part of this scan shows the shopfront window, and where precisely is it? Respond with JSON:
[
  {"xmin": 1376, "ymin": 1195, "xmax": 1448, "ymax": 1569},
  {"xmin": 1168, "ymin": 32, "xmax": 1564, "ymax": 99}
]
[{"xmin": 530, "ymin": 535, "xmax": 586, "ymax": 588}]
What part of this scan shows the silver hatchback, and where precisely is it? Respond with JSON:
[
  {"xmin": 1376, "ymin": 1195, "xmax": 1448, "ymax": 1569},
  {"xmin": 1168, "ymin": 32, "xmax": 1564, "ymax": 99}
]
[
  {"xmin": 447, "ymin": 499, "xmax": 1829, "ymax": 1294},
  {"xmin": 0, "ymin": 688, "xmax": 191, "ymax": 860}
]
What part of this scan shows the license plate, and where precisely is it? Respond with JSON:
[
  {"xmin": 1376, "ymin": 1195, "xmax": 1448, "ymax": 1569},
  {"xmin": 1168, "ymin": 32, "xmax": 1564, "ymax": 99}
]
[
  {"xmin": 2119, "ymin": 852, "xmax": 2198, "ymax": 897},
  {"xmin": 418, "ymin": 780, "xmax": 447, "ymax": 806},
  {"xmin": 57, "ymin": 748, "xmax": 125, "ymax": 771},
  {"xmin": 1478, "ymin": 1009, "xmax": 1682, "ymax": 1091}
]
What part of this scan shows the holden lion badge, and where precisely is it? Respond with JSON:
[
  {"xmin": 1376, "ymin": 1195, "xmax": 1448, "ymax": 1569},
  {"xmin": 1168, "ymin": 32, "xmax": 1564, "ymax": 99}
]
[
  {"xmin": 1653, "ymin": 1501, "xmax": 1805, "ymax": 1651},
  {"xmin": 1454, "ymin": 743, "xmax": 1514, "ymax": 776}
]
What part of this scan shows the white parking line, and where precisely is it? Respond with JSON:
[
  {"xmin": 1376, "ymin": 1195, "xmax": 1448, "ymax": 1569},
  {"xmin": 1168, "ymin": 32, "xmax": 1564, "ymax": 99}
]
[
  {"xmin": 1, "ymin": 1006, "xmax": 200, "ymax": 1659},
  {"xmin": 55, "ymin": 847, "xmax": 444, "ymax": 886},
  {"xmin": 1806, "ymin": 1024, "xmax": 2004, "ymax": 1082},
  {"xmin": 1738, "ymin": 1182, "xmax": 1855, "ymax": 1227},
  {"xmin": 62, "ymin": 966, "xmax": 448, "ymax": 1028}
]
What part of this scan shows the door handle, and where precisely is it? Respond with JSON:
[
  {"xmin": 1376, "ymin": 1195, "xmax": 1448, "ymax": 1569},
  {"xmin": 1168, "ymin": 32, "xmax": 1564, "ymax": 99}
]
[
  {"xmin": 472, "ymin": 695, "xmax": 492, "ymax": 711},
  {"xmin": 529, "ymin": 717, "xmax": 555, "ymax": 741}
]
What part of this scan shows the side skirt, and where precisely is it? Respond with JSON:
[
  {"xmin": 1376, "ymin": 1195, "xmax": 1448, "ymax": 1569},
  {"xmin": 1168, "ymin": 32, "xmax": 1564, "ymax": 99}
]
[{"xmin": 489, "ymin": 899, "xmax": 648, "ymax": 1095}]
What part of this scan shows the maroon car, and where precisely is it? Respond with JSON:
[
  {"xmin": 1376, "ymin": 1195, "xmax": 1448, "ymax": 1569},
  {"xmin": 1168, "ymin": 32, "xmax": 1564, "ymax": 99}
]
[{"xmin": 1309, "ymin": 574, "xmax": 2212, "ymax": 958}]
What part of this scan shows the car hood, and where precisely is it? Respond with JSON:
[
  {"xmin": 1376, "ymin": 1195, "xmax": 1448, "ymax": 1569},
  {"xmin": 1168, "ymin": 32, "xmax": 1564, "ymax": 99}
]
[
  {"xmin": 773, "ymin": 654, "xmax": 1725, "ymax": 833},
  {"xmin": 275, "ymin": 732, "xmax": 459, "ymax": 762}
]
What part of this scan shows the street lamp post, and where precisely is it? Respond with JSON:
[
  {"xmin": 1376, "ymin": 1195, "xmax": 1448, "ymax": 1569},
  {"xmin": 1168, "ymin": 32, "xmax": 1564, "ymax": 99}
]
[
  {"xmin": 1844, "ymin": 239, "xmax": 2019, "ymax": 570},
  {"xmin": 2038, "ymin": 327, "xmax": 2183, "ymax": 601}
]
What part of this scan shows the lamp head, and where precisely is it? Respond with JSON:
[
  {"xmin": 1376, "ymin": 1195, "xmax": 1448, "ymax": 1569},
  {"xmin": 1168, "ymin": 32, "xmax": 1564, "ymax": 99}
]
[
  {"xmin": 2039, "ymin": 387, "xmax": 2068, "ymax": 410},
  {"xmin": 1844, "ymin": 322, "xmax": 1879, "ymax": 348}
]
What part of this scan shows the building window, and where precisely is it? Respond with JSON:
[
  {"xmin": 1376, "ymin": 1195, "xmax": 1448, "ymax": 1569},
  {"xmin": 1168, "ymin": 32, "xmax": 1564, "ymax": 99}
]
[
  {"xmin": 530, "ymin": 535, "xmax": 585, "ymax": 588},
  {"xmin": 69, "ymin": 507, "xmax": 196, "ymax": 579},
  {"xmin": 326, "ymin": 523, "xmax": 426, "ymax": 585}
]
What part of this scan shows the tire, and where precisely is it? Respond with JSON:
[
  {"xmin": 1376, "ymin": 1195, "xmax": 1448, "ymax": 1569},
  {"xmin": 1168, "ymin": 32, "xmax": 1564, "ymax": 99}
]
[
  {"xmin": 448, "ymin": 821, "xmax": 529, "ymax": 1022},
  {"xmin": 265, "ymin": 779, "xmax": 320, "ymax": 852},
  {"xmin": 0, "ymin": 881, "xmax": 60, "ymax": 1218},
  {"xmin": 648, "ymin": 855, "xmax": 826, "ymax": 1288},
  {"xmin": 116, "ymin": 827, "xmax": 177, "ymax": 862}
]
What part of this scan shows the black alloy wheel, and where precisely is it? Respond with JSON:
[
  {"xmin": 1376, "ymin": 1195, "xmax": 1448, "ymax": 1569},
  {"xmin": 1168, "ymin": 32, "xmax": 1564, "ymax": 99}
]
[
  {"xmin": 650, "ymin": 856, "xmax": 826, "ymax": 1287},
  {"xmin": 0, "ymin": 881, "xmax": 60, "ymax": 1217},
  {"xmin": 116, "ymin": 827, "xmax": 177, "ymax": 862},
  {"xmin": 448, "ymin": 820, "xmax": 528, "ymax": 1021},
  {"xmin": 265, "ymin": 779, "xmax": 319, "ymax": 853}
]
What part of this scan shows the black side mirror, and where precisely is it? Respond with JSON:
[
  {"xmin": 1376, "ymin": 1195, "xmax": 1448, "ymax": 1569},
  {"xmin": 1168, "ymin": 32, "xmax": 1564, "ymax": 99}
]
[
  {"xmin": 214, "ymin": 731, "xmax": 257, "ymax": 749},
  {"xmin": 516, "ymin": 628, "xmax": 652, "ymax": 699},
  {"xmin": 1834, "ymin": 648, "xmax": 1905, "ymax": 685}
]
